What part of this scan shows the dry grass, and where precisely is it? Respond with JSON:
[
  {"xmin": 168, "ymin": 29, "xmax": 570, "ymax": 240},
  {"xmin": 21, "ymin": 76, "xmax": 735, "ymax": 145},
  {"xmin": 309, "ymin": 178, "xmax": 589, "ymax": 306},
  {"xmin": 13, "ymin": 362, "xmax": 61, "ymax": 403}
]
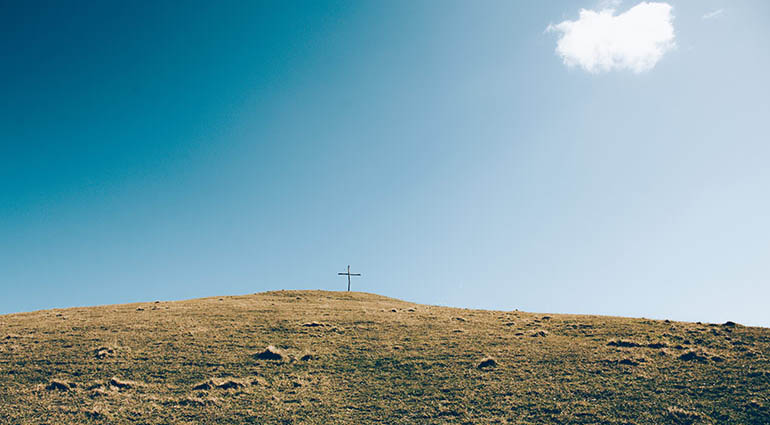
[{"xmin": 0, "ymin": 290, "xmax": 768, "ymax": 423}]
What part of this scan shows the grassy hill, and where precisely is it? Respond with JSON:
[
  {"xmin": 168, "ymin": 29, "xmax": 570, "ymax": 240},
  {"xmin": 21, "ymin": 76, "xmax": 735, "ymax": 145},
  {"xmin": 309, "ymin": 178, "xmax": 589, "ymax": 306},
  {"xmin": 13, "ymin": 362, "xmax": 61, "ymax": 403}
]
[{"xmin": 0, "ymin": 290, "xmax": 768, "ymax": 424}]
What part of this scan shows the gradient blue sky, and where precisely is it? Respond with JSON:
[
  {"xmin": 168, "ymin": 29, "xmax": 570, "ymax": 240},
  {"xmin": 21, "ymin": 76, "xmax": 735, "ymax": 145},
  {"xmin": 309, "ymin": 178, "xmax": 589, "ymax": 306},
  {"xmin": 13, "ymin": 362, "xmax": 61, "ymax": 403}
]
[{"xmin": 2, "ymin": 1, "xmax": 769, "ymax": 326}]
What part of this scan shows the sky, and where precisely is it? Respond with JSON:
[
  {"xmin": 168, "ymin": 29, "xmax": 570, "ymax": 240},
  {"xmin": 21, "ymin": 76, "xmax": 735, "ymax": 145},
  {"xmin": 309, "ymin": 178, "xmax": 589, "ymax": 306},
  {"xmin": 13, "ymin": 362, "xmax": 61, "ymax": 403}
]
[{"xmin": 2, "ymin": 1, "xmax": 769, "ymax": 326}]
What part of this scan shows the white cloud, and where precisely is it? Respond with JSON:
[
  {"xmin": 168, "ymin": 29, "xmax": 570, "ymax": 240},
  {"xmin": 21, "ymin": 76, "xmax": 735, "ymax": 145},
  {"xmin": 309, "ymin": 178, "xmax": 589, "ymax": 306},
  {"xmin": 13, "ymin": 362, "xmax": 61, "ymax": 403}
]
[
  {"xmin": 547, "ymin": 2, "xmax": 676, "ymax": 74},
  {"xmin": 702, "ymin": 9, "xmax": 723, "ymax": 20}
]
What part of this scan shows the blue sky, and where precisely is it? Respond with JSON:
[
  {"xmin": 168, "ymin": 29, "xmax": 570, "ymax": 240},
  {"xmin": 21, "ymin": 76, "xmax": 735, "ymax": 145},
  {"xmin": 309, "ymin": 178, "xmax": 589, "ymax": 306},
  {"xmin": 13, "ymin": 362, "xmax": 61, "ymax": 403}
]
[{"xmin": 2, "ymin": 1, "xmax": 769, "ymax": 326}]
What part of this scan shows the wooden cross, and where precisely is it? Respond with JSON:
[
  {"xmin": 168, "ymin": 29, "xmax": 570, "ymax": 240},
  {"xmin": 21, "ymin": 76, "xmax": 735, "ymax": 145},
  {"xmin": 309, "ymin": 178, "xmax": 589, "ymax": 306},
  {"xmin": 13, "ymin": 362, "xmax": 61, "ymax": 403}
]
[{"xmin": 337, "ymin": 265, "xmax": 361, "ymax": 292}]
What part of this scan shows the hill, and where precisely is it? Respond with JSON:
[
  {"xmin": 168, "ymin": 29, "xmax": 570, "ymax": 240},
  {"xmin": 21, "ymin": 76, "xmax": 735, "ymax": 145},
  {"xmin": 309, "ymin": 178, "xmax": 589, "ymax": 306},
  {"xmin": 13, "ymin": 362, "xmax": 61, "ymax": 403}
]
[{"xmin": 0, "ymin": 290, "xmax": 768, "ymax": 424}]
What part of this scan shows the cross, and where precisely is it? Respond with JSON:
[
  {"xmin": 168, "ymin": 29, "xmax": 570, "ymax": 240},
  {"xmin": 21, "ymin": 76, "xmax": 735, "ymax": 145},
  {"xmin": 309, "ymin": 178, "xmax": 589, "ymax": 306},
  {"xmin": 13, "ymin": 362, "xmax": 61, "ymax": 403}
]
[{"xmin": 337, "ymin": 265, "xmax": 361, "ymax": 292}]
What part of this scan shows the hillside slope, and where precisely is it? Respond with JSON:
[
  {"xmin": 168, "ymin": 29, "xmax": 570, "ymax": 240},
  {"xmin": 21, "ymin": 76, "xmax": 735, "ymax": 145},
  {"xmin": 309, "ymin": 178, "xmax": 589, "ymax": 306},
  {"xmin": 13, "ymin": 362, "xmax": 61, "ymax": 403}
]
[{"xmin": 0, "ymin": 290, "xmax": 768, "ymax": 424}]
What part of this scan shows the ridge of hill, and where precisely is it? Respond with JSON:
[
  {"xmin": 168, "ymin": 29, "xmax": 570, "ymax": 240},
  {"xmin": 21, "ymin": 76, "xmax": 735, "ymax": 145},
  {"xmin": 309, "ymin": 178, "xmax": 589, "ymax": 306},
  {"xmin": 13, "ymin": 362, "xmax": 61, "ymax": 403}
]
[{"xmin": 1, "ymin": 290, "xmax": 768, "ymax": 424}]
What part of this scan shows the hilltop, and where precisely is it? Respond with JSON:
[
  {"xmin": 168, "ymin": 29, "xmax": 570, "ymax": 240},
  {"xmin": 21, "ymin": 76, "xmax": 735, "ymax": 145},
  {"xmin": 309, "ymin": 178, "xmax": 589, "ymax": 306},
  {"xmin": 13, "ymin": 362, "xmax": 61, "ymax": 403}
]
[{"xmin": 0, "ymin": 290, "xmax": 768, "ymax": 424}]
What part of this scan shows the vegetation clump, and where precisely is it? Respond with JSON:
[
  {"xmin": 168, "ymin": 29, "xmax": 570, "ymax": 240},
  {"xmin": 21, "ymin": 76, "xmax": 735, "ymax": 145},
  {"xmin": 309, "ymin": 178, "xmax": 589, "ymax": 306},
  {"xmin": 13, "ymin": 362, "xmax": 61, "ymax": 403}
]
[
  {"xmin": 46, "ymin": 379, "xmax": 74, "ymax": 391},
  {"xmin": 477, "ymin": 357, "xmax": 497, "ymax": 369},
  {"xmin": 255, "ymin": 345, "xmax": 286, "ymax": 361},
  {"xmin": 666, "ymin": 406, "xmax": 704, "ymax": 423},
  {"xmin": 109, "ymin": 377, "xmax": 137, "ymax": 390},
  {"xmin": 607, "ymin": 339, "xmax": 641, "ymax": 347},
  {"xmin": 678, "ymin": 350, "xmax": 710, "ymax": 363},
  {"xmin": 94, "ymin": 346, "xmax": 115, "ymax": 359}
]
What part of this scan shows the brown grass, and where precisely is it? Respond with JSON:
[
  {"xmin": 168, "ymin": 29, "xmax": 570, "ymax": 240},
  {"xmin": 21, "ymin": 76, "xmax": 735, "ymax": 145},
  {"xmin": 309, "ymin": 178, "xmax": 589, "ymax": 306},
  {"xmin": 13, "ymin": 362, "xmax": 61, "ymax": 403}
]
[{"xmin": 0, "ymin": 290, "xmax": 768, "ymax": 423}]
